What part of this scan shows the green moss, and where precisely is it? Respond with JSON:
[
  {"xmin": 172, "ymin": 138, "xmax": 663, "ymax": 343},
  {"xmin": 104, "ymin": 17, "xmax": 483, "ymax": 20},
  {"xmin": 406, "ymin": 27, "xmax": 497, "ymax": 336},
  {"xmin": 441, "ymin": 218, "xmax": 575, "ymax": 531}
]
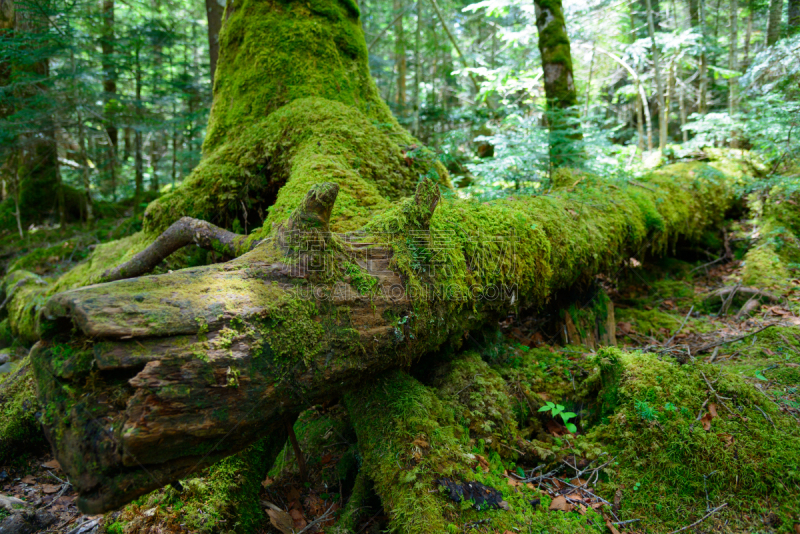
[
  {"xmin": 589, "ymin": 349, "xmax": 800, "ymax": 531},
  {"xmin": 115, "ymin": 432, "xmax": 287, "ymax": 533},
  {"xmin": 0, "ymin": 356, "xmax": 46, "ymax": 464}
]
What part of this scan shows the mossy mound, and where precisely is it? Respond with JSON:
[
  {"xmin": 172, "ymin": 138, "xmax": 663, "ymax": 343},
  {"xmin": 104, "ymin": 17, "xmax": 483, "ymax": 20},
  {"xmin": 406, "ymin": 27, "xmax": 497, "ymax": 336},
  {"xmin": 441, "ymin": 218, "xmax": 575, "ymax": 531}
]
[
  {"xmin": 106, "ymin": 433, "xmax": 286, "ymax": 534},
  {"xmin": 590, "ymin": 347, "xmax": 800, "ymax": 532}
]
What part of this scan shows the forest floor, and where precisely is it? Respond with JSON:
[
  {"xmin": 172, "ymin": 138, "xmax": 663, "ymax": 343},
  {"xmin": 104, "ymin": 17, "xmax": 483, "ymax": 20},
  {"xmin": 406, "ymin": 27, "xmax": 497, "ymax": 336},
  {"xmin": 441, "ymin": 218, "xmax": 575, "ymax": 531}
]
[{"xmin": 1, "ymin": 213, "xmax": 799, "ymax": 534}]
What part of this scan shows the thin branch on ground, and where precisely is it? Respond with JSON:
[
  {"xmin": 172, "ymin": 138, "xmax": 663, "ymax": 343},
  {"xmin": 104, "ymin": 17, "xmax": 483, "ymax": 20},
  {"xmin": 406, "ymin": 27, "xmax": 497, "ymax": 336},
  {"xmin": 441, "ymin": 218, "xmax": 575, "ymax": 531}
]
[{"xmin": 666, "ymin": 503, "xmax": 727, "ymax": 534}]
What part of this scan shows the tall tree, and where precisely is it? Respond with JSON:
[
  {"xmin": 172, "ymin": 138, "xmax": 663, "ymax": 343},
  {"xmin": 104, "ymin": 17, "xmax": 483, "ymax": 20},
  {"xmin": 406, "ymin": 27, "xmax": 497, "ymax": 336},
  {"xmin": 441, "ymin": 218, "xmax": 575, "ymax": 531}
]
[
  {"xmin": 394, "ymin": 0, "xmax": 406, "ymax": 110},
  {"xmin": 533, "ymin": 0, "xmax": 582, "ymax": 166},
  {"xmin": 645, "ymin": 0, "xmax": 667, "ymax": 152},
  {"xmin": 728, "ymin": 0, "xmax": 737, "ymax": 115},
  {"xmin": 789, "ymin": 0, "xmax": 800, "ymax": 35},
  {"xmin": 100, "ymin": 0, "xmax": 118, "ymax": 196},
  {"xmin": 767, "ymin": 0, "xmax": 784, "ymax": 45},
  {"xmin": 205, "ymin": 0, "xmax": 224, "ymax": 86}
]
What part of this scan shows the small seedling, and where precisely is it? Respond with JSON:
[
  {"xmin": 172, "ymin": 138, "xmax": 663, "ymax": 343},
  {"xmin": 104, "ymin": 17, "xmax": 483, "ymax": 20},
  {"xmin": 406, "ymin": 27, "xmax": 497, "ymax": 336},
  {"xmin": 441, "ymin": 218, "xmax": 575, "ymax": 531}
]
[{"xmin": 538, "ymin": 401, "xmax": 578, "ymax": 433}]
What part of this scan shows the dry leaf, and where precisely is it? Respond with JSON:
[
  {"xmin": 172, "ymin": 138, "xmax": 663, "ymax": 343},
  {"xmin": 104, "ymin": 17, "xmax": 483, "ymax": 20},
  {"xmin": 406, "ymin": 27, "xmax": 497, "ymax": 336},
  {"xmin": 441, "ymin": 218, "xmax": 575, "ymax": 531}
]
[
  {"xmin": 538, "ymin": 392, "xmax": 552, "ymax": 401},
  {"xmin": 290, "ymin": 508, "xmax": 307, "ymax": 530},
  {"xmin": 412, "ymin": 438, "xmax": 429, "ymax": 449},
  {"xmin": 507, "ymin": 477, "xmax": 521, "ymax": 488},
  {"xmin": 617, "ymin": 322, "xmax": 632, "ymax": 335},
  {"xmin": 287, "ymin": 486, "xmax": 301, "ymax": 504},
  {"xmin": 526, "ymin": 483, "xmax": 536, "ymax": 490},
  {"xmin": 261, "ymin": 476, "xmax": 274, "ymax": 488},
  {"xmin": 577, "ymin": 504, "xmax": 588, "ymax": 515},
  {"xmin": 266, "ymin": 509, "xmax": 294, "ymax": 534},
  {"xmin": 320, "ymin": 453, "xmax": 332, "ymax": 464},
  {"xmin": 41, "ymin": 460, "xmax": 61, "ymax": 471},
  {"xmin": 604, "ymin": 515, "xmax": 621, "ymax": 534},
  {"xmin": 549, "ymin": 495, "xmax": 573, "ymax": 512},
  {"xmin": 570, "ymin": 478, "xmax": 589, "ymax": 487},
  {"xmin": 41, "ymin": 484, "xmax": 61, "ymax": 494},
  {"xmin": 474, "ymin": 454, "xmax": 491, "ymax": 473},
  {"xmin": 591, "ymin": 501, "xmax": 606, "ymax": 510},
  {"xmin": 700, "ymin": 412, "xmax": 714, "ymax": 431},
  {"xmin": 566, "ymin": 493, "xmax": 584, "ymax": 502},
  {"xmin": 708, "ymin": 403, "xmax": 718, "ymax": 418},
  {"xmin": 717, "ymin": 433, "xmax": 734, "ymax": 448},
  {"xmin": 20, "ymin": 476, "xmax": 36, "ymax": 485}
]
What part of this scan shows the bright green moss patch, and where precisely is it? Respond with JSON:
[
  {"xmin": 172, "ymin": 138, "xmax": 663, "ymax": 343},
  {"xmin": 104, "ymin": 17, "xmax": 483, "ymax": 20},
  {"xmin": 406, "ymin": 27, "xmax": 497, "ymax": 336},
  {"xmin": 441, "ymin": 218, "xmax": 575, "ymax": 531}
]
[
  {"xmin": 111, "ymin": 433, "xmax": 286, "ymax": 534},
  {"xmin": 590, "ymin": 348, "xmax": 800, "ymax": 531},
  {"xmin": 0, "ymin": 356, "xmax": 46, "ymax": 464}
]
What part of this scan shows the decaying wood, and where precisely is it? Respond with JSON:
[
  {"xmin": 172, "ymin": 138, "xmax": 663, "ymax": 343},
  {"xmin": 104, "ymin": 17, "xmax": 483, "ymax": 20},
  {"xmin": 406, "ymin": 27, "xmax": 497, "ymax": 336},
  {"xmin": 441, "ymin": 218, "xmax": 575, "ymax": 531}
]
[
  {"xmin": 31, "ymin": 171, "xmax": 737, "ymax": 514},
  {"xmin": 101, "ymin": 217, "xmax": 260, "ymax": 283}
]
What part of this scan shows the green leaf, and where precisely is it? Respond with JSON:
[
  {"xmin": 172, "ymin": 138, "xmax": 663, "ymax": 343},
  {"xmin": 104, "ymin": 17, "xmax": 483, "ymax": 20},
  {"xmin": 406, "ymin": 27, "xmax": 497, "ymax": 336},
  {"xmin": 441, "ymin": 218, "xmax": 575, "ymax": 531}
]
[
  {"xmin": 538, "ymin": 405, "xmax": 551, "ymax": 412},
  {"xmin": 755, "ymin": 370, "xmax": 768, "ymax": 381},
  {"xmin": 560, "ymin": 412, "xmax": 577, "ymax": 422},
  {"xmin": 565, "ymin": 423, "xmax": 577, "ymax": 433}
]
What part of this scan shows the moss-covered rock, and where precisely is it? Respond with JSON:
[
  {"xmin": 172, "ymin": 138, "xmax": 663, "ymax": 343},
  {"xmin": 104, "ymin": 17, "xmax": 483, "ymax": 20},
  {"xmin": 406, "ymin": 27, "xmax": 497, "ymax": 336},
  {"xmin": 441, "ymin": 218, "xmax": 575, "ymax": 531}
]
[{"xmin": 0, "ymin": 356, "xmax": 46, "ymax": 464}]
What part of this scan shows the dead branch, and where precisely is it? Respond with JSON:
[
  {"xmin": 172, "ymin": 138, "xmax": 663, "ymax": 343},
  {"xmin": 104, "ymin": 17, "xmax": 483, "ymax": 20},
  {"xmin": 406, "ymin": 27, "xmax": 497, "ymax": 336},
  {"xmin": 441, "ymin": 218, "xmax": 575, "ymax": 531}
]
[
  {"xmin": 666, "ymin": 503, "xmax": 727, "ymax": 534},
  {"xmin": 101, "ymin": 217, "xmax": 260, "ymax": 283}
]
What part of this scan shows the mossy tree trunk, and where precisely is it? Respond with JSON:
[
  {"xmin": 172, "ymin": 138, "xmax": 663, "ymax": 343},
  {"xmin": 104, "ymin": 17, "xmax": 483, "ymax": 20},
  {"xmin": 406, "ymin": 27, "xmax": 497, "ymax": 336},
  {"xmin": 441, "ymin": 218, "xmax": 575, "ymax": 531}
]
[
  {"xmin": 532, "ymin": 0, "xmax": 583, "ymax": 167},
  {"xmin": 0, "ymin": 0, "xmax": 743, "ymax": 522}
]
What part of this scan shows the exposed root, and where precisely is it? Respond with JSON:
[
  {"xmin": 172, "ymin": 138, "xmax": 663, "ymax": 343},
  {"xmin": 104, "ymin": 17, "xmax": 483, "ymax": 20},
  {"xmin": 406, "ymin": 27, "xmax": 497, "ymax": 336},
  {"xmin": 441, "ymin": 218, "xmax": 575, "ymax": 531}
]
[{"xmin": 100, "ymin": 217, "xmax": 259, "ymax": 283}]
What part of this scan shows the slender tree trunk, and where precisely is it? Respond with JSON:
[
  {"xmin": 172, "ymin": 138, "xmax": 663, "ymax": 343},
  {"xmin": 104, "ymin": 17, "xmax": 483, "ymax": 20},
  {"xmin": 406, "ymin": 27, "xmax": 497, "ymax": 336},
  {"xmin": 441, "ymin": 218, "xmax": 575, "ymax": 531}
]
[
  {"xmin": 100, "ymin": 0, "xmax": 118, "ymax": 196},
  {"xmin": 533, "ymin": 0, "xmax": 583, "ymax": 166},
  {"xmin": 767, "ymin": 0, "xmax": 783, "ymax": 45},
  {"xmin": 790, "ymin": 0, "xmax": 800, "ymax": 35},
  {"xmin": 645, "ymin": 0, "xmax": 667, "ymax": 152},
  {"xmin": 394, "ymin": 0, "xmax": 406, "ymax": 111},
  {"xmin": 742, "ymin": 13, "xmax": 752, "ymax": 70},
  {"xmin": 77, "ymin": 108, "xmax": 93, "ymax": 222},
  {"xmin": 636, "ymin": 80, "xmax": 646, "ymax": 151},
  {"xmin": 728, "ymin": 0, "xmax": 737, "ymax": 116},
  {"xmin": 412, "ymin": 0, "xmax": 421, "ymax": 135},
  {"xmin": 679, "ymin": 81, "xmax": 688, "ymax": 143},
  {"xmin": 134, "ymin": 47, "xmax": 144, "ymax": 200},
  {"xmin": 584, "ymin": 42, "xmax": 597, "ymax": 118},
  {"xmin": 205, "ymin": 0, "xmax": 224, "ymax": 87}
]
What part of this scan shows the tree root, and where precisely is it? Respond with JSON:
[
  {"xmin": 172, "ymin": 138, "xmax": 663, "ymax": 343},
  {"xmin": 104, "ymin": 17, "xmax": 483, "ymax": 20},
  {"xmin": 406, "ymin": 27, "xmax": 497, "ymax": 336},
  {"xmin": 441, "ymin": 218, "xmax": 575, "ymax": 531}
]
[{"xmin": 100, "ymin": 217, "xmax": 260, "ymax": 283}]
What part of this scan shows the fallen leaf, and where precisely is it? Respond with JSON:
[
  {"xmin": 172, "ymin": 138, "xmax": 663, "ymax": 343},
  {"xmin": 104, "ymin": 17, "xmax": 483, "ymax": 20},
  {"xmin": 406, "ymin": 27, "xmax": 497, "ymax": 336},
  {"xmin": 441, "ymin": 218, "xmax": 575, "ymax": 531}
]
[
  {"xmin": 41, "ymin": 460, "xmax": 61, "ymax": 471},
  {"xmin": 577, "ymin": 503, "xmax": 588, "ymax": 515},
  {"xmin": 570, "ymin": 478, "xmax": 589, "ymax": 487},
  {"xmin": 20, "ymin": 476, "xmax": 36, "ymax": 485},
  {"xmin": 290, "ymin": 508, "xmax": 307, "ymax": 530},
  {"xmin": 287, "ymin": 486, "xmax": 301, "ymax": 504},
  {"xmin": 538, "ymin": 392, "xmax": 552, "ymax": 402},
  {"xmin": 266, "ymin": 509, "xmax": 294, "ymax": 534},
  {"xmin": 41, "ymin": 484, "xmax": 61, "ymax": 494},
  {"xmin": 546, "ymin": 419, "xmax": 568, "ymax": 437},
  {"xmin": 566, "ymin": 493, "xmax": 584, "ymax": 502},
  {"xmin": 717, "ymin": 433, "xmax": 734, "ymax": 448},
  {"xmin": 474, "ymin": 454, "xmax": 490, "ymax": 473},
  {"xmin": 604, "ymin": 515, "xmax": 621, "ymax": 534},
  {"xmin": 526, "ymin": 483, "xmax": 536, "ymax": 490},
  {"xmin": 708, "ymin": 403, "xmax": 718, "ymax": 418},
  {"xmin": 320, "ymin": 453, "xmax": 332, "ymax": 464},
  {"xmin": 549, "ymin": 495, "xmax": 573, "ymax": 512},
  {"xmin": 591, "ymin": 501, "xmax": 605, "ymax": 510},
  {"xmin": 507, "ymin": 477, "xmax": 521, "ymax": 488},
  {"xmin": 261, "ymin": 476, "xmax": 274, "ymax": 488},
  {"xmin": 700, "ymin": 412, "xmax": 714, "ymax": 431},
  {"xmin": 617, "ymin": 322, "xmax": 632, "ymax": 335},
  {"xmin": 412, "ymin": 438, "xmax": 429, "ymax": 449}
]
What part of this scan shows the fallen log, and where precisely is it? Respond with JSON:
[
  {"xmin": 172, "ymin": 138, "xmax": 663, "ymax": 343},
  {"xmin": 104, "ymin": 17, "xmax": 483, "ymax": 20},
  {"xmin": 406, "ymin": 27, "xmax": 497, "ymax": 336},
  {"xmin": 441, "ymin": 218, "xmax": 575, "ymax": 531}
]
[{"xmin": 32, "ymin": 163, "xmax": 737, "ymax": 513}]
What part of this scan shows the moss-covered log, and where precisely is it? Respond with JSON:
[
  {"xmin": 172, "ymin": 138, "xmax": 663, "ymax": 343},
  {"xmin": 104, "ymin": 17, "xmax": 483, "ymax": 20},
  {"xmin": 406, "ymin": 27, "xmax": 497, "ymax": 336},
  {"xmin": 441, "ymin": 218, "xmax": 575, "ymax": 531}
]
[{"xmin": 31, "ymin": 160, "xmax": 739, "ymax": 513}]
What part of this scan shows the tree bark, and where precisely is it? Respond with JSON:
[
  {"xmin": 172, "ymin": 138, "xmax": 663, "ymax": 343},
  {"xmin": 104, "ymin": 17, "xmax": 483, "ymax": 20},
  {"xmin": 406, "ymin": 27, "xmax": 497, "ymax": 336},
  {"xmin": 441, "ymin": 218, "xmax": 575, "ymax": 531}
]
[
  {"xmin": 100, "ymin": 0, "xmax": 118, "ymax": 189},
  {"xmin": 789, "ymin": 0, "xmax": 800, "ymax": 36},
  {"xmin": 767, "ymin": 0, "xmax": 784, "ymax": 45},
  {"xmin": 728, "ymin": 0, "xmax": 737, "ymax": 116},
  {"xmin": 205, "ymin": 0, "xmax": 224, "ymax": 86},
  {"xmin": 645, "ymin": 0, "xmax": 667, "ymax": 153},
  {"xmin": 533, "ymin": 0, "xmax": 583, "ymax": 166},
  {"xmin": 394, "ymin": 0, "xmax": 406, "ymax": 110}
]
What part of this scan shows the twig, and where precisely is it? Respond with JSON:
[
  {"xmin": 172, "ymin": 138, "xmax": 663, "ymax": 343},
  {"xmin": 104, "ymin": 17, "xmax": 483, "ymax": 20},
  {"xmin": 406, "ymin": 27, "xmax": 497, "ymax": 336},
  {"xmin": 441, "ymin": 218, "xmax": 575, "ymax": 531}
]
[
  {"xmin": 697, "ymin": 323, "xmax": 777, "ymax": 353},
  {"xmin": 613, "ymin": 519, "xmax": 641, "ymax": 526},
  {"xmin": 665, "ymin": 306, "xmax": 694, "ymax": 347},
  {"xmin": 666, "ymin": 503, "xmax": 727, "ymax": 534},
  {"xmin": 296, "ymin": 503, "xmax": 337, "ymax": 534},
  {"xmin": 753, "ymin": 404, "xmax": 775, "ymax": 427}
]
